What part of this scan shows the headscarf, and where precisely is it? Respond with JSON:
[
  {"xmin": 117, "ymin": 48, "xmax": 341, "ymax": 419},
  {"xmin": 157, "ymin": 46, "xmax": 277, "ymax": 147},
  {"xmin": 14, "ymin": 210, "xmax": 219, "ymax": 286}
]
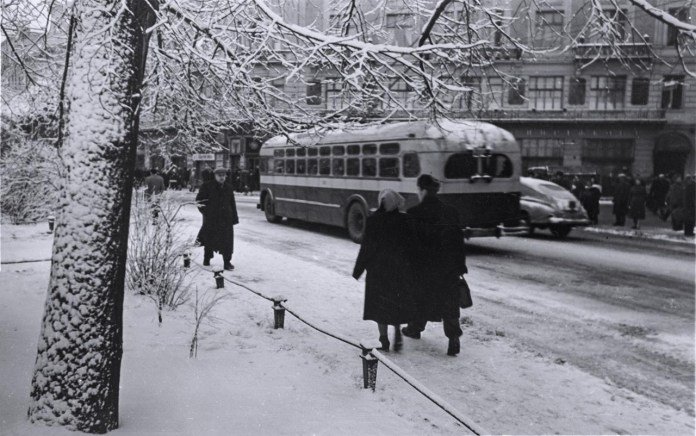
[{"xmin": 378, "ymin": 189, "xmax": 405, "ymax": 212}]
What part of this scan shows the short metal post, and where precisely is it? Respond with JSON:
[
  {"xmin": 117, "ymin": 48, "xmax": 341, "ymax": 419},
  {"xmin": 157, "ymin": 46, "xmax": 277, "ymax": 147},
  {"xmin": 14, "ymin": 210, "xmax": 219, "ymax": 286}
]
[
  {"xmin": 213, "ymin": 269, "xmax": 224, "ymax": 289},
  {"xmin": 47, "ymin": 216, "xmax": 55, "ymax": 233},
  {"xmin": 272, "ymin": 298, "xmax": 287, "ymax": 329},
  {"xmin": 183, "ymin": 252, "xmax": 191, "ymax": 268},
  {"xmin": 360, "ymin": 346, "xmax": 379, "ymax": 391}
]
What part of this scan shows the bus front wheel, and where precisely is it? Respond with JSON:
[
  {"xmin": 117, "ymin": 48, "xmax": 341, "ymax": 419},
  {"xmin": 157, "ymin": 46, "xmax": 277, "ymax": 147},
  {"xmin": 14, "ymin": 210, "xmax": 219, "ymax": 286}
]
[
  {"xmin": 346, "ymin": 202, "xmax": 367, "ymax": 243},
  {"xmin": 264, "ymin": 195, "xmax": 282, "ymax": 223}
]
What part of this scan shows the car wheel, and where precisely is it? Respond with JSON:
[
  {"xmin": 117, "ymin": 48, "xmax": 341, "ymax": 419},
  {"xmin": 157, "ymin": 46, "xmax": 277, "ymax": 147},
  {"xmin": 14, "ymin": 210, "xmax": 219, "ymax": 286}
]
[
  {"xmin": 264, "ymin": 195, "xmax": 282, "ymax": 223},
  {"xmin": 346, "ymin": 202, "xmax": 367, "ymax": 243},
  {"xmin": 550, "ymin": 225, "xmax": 571, "ymax": 238}
]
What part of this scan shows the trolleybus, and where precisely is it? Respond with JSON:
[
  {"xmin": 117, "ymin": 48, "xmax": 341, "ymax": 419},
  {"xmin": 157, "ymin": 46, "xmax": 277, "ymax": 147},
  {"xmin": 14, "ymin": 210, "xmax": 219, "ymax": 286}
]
[{"xmin": 257, "ymin": 119, "xmax": 526, "ymax": 242}]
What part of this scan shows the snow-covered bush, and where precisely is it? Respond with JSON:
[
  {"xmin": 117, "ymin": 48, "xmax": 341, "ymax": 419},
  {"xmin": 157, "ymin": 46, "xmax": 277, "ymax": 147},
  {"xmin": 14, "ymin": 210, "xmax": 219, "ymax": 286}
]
[
  {"xmin": 0, "ymin": 135, "xmax": 62, "ymax": 224},
  {"xmin": 127, "ymin": 192, "xmax": 192, "ymax": 323},
  {"xmin": 189, "ymin": 286, "xmax": 228, "ymax": 358}
]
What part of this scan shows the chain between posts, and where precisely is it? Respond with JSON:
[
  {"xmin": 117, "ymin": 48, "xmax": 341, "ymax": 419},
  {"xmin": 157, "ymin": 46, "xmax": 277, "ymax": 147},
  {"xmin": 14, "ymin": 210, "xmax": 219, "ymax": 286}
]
[{"xmin": 189, "ymin": 259, "xmax": 487, "ymax": 435}]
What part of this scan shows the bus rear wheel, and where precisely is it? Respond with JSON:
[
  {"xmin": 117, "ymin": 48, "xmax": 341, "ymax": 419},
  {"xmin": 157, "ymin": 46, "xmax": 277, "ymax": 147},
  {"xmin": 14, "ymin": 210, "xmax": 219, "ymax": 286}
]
[
  {"xmin": 346, "ymin": 202, "xmax": 367, "ymax": 243},
  {"xmin": 264, "ymin": 195, "xmax": 282, "ymax": 223}
]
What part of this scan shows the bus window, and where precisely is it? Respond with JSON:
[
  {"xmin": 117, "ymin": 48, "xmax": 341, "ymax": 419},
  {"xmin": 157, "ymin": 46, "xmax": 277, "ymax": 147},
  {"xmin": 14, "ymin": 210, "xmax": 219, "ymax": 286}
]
[
  {"xmin": 332, "ymin": 158, "xmax": 345, "ymax": 176},
  {"xmin": 320, "ymin": 146, "xmax": 331, "ymax": 156},
  {"xmin": 260, "ymin": 157, "xmax": 269, "ymax": 174},
  {"xmin": 307, "ymin": 158, "xmax": 318, "ymax": 175},
  {"xmin": 379, "ymin": 143, "xmax": 400, "ymax": 155},
  {"xmin": 274, "ymin": 149, "xmax": 285, "ymax": 157},
  {"xmin": 445, "ymin": 153, "xmax": 477, "ymax": 179},
  {"xmin": 286, "ymin": 159, "xmax": 295, "ymax": 174},
  {"xmin": 379, "ymin": 158, "xmax": 399, "ymax": 178},
  {"xmin": 487, "ymin": 154, "xmax": 513, "ymax": 178},
  {"xmin": 363, "ymin": 144, "xmax": 377, "ymax": 155},
  {"xmin": 296, "ymin": 159, "xmax": 307, "ymax": 175},
  {"xmin": 319, "ymin": 158, "xmax": 331, "ymax": 175},
  {"xmin": 402, "ymin": 153, "xmax": 420, "ymax": 177},
  {"xmin": 362, "ymin": 158, "xmax": 376, "ymax": 177},
  {"xmin": 347, "ymin": 145, "xmax": 360, "ymax": 155},
  {"xmin": 346, "ymin": 158, "xmax": 360, "ymax": 176},
  {"xmin": 308, "ymin": 147, "xmax": 318, "ymax": 157},
  {"xmin": 274, "ymin": 159, "xmax": 285, "ymax": 174},
  {"xmin": 296, "ymin": 147, "xmax": 306, "ymax": 157},
  {"xmin": 332, "ymin": 146, "xmax": 345, "ymax": 156},
  {"xmin": 286, "ymin": 148, "xmax": 296, "ymax": 157}
]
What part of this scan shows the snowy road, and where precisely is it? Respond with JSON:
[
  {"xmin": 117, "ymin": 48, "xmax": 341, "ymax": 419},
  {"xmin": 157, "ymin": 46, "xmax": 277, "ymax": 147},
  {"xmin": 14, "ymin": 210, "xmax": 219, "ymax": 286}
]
[{"xmin": 178, "ymin": 193, "xmax": 695, "ymax": 434}]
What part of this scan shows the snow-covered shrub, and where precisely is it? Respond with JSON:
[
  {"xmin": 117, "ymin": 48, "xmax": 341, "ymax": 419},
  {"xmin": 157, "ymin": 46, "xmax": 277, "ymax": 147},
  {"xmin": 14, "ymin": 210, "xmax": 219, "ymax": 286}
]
[
  {"xmin": 190, "ymin": 286, "xmax": 229, "ymax": 358},
  {"xmin": 0, "ymin": 135, "xmax": 62, "ymax": 224},
  {"xmin": 127, "ymin": 192, "xmax": 192, "ymax": 323}
]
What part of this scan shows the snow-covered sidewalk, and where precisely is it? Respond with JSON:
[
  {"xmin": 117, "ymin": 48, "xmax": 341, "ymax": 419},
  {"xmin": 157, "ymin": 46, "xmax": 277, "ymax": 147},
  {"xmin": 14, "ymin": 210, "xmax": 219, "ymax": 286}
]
[{"xmin": 580, "ymin": 224, "xmax": 695, "ymax": 246}]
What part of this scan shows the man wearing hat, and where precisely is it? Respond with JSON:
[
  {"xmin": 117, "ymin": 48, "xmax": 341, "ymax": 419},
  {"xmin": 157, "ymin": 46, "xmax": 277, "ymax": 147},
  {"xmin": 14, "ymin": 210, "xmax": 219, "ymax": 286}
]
[
  {"xmin": 402, "ymin": 174, "xmax": 467, "ymax": 356},
  {"xmin": 196, "ymin": 167, "xmax": 239, "ymax": 270}
]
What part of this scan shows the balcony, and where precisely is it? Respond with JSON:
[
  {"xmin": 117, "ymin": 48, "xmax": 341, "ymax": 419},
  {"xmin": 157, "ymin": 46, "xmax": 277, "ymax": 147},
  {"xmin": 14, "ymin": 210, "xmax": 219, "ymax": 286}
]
[
  {"xmin": 573, "ymin": 41, "xmax": 653, "ymax": 62},
  {"xmin": 474, "ymin": 108, "xmax": 666, "ymax": 123}
]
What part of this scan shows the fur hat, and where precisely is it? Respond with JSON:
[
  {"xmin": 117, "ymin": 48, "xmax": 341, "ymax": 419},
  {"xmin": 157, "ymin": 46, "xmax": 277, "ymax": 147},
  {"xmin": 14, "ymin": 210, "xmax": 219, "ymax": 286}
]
[
  {"xmin": 378, "ymin": 189, "xmax": 405, "ymax": 212},
  {"xmin": 417, "ymin": 174, "xmax": 440, "ymax": 192},
  {"xmin": 214, "ymin": 168, "xmax": 227, "ymax": 175}
]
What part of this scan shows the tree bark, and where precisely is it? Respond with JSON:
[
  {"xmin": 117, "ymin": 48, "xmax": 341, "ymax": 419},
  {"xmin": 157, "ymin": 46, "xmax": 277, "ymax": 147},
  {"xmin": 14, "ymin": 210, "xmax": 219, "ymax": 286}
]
[{"xmin": 27, "ymin": 0, "xmax": 147, "ymax": 433}]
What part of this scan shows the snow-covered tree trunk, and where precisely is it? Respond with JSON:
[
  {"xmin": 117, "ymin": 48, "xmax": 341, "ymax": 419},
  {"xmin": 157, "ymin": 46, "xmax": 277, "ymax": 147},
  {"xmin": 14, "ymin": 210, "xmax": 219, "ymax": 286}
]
[{"xmin": 27, "ymin": 0, "xmax": 147, "ymax": 433}]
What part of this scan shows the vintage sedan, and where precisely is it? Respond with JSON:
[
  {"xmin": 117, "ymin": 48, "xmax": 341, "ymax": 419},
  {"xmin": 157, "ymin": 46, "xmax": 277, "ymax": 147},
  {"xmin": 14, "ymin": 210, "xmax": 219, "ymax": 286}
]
[{"xmin": 519, "ymin": 176, "xmax": 590, "ymax": 238}]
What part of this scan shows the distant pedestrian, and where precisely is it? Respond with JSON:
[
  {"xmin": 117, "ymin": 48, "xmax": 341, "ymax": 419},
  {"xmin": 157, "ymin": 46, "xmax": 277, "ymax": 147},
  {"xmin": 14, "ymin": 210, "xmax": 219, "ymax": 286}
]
[
  {"xmin": 628, "ymin": 179, "xmax": 647, "ymax": 229},
  {"xmin": 552, "ymin": 171, "xmax": 571, "ymax": 191},
  {"xmin": 683, "ymin": 176, "xmax": 695, "ymax": 236},
  {"xmin": 144, "ymin": 168, "xmax": 165, "ymax": 220},
  {"xmin": 581, "ymin": 177, "xmax": 601, "ymax": 225},
  {"xmin": 612, "ymin": 174, "xmax": 631, "ymax": 226},
  {"xmin": 649, "ymin": 174, "xmax": 670, "ymax": 215},
  {"xmin": 401, "ymin": 175, "xmax": 468, "ymax": 356},
  {"xmin": 667, "ymin": 175, "xmax": 685, "ymax": 231},
  {"xmin": 353, "ymin": 189, "xmax": 417, "ymax": 351},
  {"xmin": 196, "ymin": 168, "xmax": 239, "ymax": 270},
  {"xmin": 571, "ymin": 176, "xmax": 584, "ymax": 200}
]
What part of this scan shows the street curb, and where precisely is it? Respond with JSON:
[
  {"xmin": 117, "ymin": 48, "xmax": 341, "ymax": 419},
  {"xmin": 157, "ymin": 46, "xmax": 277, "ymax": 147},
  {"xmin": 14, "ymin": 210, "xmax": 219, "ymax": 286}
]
[{"xmin": 579, "ymin": 226, "xmax": 695, "ymax": 247}]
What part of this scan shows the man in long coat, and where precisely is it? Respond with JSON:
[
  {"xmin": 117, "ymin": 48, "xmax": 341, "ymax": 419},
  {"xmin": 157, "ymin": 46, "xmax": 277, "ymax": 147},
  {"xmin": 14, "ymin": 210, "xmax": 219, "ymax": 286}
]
[
  {"xmin": 196, "ymin": 168, "xmax": 239, "ymax": 270},
  {"xmin": 612, "ymin": 174, "xmax": 631, "ymax": 226},
  {"xmin": 402, "ymin": 175, "xmax": 468, "ymax": 356}
]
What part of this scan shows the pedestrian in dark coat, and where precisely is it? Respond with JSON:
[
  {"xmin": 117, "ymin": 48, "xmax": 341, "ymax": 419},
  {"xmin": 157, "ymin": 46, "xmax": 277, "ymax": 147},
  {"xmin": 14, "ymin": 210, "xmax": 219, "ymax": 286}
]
[
  {"xmin": 683, "ymin": 176, "xmax": 695, "ymax": 236},
  {"xmin": 649, "ymin": 174, "xmax": 670, "ymax": 214},
  {"xmin": 612, "ymin": 174, "xmax": 631, "ymax": 226},
  {"xmin": 196, "ymin": 168, "xmax": 239, "ymax": 270},
  {"xmin": 353, "ymin": 189, "xmax": 417, "ymax": 351},
  {"xmin": 144, "ymin": 168, "xmax": 165, "ymax": 200},
  {"xmin": 667, "ymin": 175, "xmax": 685, "ymax": 231},
  {"xmin": 401, "ymin": 175, "xmax": 467, "ymax": 356},
  {"xmin": 581, "ymin": 177, "xmax": 602, "ymax": 225},
  {"xmin": 628, "ymin": 179, "xmax": 647, "ymax": 229}
]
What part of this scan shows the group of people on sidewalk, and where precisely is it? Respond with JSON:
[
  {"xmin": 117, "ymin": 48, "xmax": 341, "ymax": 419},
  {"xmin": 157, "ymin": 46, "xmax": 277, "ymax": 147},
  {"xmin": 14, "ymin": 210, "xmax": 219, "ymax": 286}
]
[
  {"xmin": 612, "ymin": 173, "xmax": 695, "ymax": 236},
  {"xmin": 353, "ymin": 175, "xmax": 468, "ymax": 357}
]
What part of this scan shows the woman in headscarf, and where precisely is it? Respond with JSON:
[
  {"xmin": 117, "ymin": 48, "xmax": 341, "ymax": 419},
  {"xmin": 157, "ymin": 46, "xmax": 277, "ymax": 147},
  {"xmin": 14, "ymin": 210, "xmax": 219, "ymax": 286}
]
[{"xmin": 353, "ymin": 189, "xmax": 418, "ymax": 351}]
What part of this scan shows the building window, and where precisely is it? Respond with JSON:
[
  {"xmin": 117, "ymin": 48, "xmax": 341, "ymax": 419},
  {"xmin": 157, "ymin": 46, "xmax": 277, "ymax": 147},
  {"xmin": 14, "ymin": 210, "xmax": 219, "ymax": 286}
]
[
  {"xmin": 667, "ymin": 8, "xmax": 690, "ymax": 46},
  {"xmin": 661, "ymin": 76, "xmax": 684, "ymax": 109},
  {"xmin": 520, "ymin": 138, "xmax": 564, "ymax": 169},
  {"xmin": 492, "ymin": 9, "xmax": 505, "ymax": 46},
  {"xmin": 507, "ymin": 78, "xmax": 526, "ymax": 105},
  {"xmin": 590, "ymin": 76, "xmax": 626, "ymax": 110},
  {"xmin": 325, "ymin": 78, "xmax": 347, "ymax": 110},
  {"xmin": 483, "ymin": 77, "xmax": 504, "ymax": 109},
  {"xmin": 529, "ymin": 76, "xmax": 563, "ymax": 110},
  {"xmin": 568, "ymin": 77, "xmax": 586, "ymax": 105},
  {"xmin": 386, "ymin": 13, "xmax": 415, "ymax": 46},
  {"xmin": 582, "ymin": 139, "xmax": 634, "ymax": 163},
  {"xmin": 534, "ymin": 10, "xmax": 564, "ymax": 48},
  {"xmin": 460, "ymin": 76, "xmax": 481, "ymax": 110},
  {"xmin": 389, "ymin": 80, "xmax": 416, "ymax": 110},
  {"xmin": 605, "ymin": 9, "xmax": 628, "ymax": 42},
  {"xmin": 306, "ymin": 81, "xmax": 322, "ymax": 105},
  {"xmin": 631, "ymin": 78, "xmax": 650, "ymax": 105}
]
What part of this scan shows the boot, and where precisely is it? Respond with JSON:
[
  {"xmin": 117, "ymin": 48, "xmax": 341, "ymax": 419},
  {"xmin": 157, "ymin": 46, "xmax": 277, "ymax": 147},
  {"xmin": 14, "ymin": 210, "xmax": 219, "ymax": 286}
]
[
  {"xmin": 224, "ymin": 262, "xmax": 234, "ymax": 271},
  {"xmin": 401, "ymin": 326, "xmax": 421, "ymax": 339},
  {"xmin": 447, "ymin": 338, "xmax": 460, "ymax": 356},
  {"xmin": 378, "ymin": 335, "xmax": 390, "ymax": 351},
  {"xmin": 393, "ymin": 329, "xmax": 403, "ymax": 352}
]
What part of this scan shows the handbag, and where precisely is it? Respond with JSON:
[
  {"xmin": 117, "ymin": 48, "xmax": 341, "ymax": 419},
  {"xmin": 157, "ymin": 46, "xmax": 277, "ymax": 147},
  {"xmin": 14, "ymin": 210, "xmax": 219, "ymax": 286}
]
[{"xmin": 458, "ymin": 275, "xmax": 473, "ymax": 309}]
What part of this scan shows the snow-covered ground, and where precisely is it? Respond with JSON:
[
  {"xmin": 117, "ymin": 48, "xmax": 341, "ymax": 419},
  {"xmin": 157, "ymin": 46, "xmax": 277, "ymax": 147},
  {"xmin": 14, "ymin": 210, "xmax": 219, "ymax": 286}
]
[{"xmin": 1, "ymin": 194, "xmax": 694, "ymax": 435}]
